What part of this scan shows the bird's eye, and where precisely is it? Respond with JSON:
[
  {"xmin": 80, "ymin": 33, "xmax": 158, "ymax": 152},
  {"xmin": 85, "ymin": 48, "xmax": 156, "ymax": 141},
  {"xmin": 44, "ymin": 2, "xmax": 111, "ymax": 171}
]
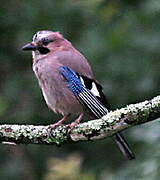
[{"xmin": 42, "ymin": 38, "xmax": 53, "ymax": 46}]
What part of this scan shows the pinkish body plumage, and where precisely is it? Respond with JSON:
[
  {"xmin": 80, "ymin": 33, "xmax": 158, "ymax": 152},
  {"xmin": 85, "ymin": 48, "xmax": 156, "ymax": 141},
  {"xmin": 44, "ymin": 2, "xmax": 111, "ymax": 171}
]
[{"xmin": 33, "ymin": 55, "xmax": 84, "ymax": 115}]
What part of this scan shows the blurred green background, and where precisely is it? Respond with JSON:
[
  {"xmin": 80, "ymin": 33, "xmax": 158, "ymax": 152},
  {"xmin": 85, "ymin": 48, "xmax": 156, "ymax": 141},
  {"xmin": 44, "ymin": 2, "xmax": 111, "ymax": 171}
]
[{"xmin": 0, "ymin": 0, "xmax": 160, "ymax": 179}]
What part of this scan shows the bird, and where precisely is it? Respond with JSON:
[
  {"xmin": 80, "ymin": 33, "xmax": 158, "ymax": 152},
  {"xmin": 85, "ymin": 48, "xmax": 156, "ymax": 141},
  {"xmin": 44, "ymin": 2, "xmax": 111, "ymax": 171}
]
[{"xmin": 22, "ymin": 30, "xmax": 135, "ymax": 160}]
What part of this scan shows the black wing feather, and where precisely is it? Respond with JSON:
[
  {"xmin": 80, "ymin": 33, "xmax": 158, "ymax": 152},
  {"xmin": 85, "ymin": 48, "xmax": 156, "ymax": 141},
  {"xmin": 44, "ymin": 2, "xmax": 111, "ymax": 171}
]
[{"xmin": 80, "ymin": 75, "xmax": 110, "ymax": 110}]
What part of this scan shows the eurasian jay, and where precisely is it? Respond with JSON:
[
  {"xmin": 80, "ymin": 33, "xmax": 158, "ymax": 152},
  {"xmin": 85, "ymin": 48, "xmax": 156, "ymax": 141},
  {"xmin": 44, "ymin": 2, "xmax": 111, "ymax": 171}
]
[{"xmin": 22, "ymin": 30, "xmax": 135, "ymax": 160}]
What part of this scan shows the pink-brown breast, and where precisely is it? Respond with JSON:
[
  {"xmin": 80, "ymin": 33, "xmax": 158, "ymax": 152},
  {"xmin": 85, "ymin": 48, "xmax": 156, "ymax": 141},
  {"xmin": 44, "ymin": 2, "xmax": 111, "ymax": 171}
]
[{"xmin": 33, "ymin": 55, "xmax": 84, "ymax": 115}]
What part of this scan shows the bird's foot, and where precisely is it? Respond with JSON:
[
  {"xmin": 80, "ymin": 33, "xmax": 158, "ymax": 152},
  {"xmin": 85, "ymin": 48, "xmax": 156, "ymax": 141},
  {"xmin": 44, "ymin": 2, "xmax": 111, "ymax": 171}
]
[
  {"xmin": 47, "ymin": 114, "xmax": 71, "ymax": 135},
  {"xmin": 48, "ymin": 122, "xmax": 63, "ymax": 129},
  {"xmin": 68, "ymin": 122, "xmax": 77, "ymax": 129},
  {"xmin": 68, "ymin": 113, "xmax": 83, "ymax": 129}
]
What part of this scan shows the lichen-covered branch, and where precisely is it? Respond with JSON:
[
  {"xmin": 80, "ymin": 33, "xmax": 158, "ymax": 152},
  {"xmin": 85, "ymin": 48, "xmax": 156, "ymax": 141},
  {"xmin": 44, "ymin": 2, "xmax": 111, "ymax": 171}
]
[{"xmin": 0, "ymin": 95, "xmax": 160, "ymax": 145}]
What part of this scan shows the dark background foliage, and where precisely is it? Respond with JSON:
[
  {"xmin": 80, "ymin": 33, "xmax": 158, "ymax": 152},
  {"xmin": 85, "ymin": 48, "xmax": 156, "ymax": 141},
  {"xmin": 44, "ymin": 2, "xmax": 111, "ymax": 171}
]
[{"xmin": 0, "ymin": 0, "xmax": 159, "ymax": 179}]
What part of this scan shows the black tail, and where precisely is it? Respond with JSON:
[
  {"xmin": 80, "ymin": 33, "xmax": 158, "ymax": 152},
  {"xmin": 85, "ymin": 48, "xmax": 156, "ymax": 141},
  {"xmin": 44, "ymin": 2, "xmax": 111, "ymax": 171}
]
[{"xmin": 114, "ymin": 132, "xmax": 135, "ymax": 160}]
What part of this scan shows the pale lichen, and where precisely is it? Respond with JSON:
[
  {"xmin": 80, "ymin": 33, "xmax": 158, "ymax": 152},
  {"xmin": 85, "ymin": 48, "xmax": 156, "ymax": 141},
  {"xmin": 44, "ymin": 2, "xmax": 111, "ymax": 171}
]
[{"xmin": 0, "ymin": 95, "xmax": 159, "ymax": 144}]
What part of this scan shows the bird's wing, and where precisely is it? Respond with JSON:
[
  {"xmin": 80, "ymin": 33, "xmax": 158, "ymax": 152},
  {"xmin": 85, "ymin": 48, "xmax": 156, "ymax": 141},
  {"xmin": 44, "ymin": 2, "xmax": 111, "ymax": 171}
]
[{"xmin": 59, "ymin": 66, "xmax": 109, "ymax": 119}]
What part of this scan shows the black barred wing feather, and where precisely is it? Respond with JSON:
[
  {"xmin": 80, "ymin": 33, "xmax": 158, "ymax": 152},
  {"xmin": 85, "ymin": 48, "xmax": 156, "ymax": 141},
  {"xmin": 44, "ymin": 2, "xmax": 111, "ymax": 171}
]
[
  {"xmin": 76, "ymin": 88, "xmax": 108, "ymax": 118},
  {"xmin": 80, "ymin": 75, "xmax": 110, "ymax": 110}
]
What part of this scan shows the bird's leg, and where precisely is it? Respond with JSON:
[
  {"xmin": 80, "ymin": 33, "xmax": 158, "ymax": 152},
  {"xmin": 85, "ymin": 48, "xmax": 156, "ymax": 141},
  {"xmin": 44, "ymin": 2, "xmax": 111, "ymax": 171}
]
[
  {"xmin": 49, "ymin": 113, "xmax": 71, "ymax": 129},
  {"xmin": 68, "ymin": 113, "xmax": 84, "ymax": 129}
]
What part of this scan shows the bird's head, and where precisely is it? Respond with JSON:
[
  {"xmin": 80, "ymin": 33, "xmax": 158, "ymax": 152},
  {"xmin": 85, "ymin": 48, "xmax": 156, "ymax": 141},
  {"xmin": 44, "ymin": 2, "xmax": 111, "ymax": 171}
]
[{"xmin": 22, "ymin": 30, "xmax": 65, "ymax": 59}]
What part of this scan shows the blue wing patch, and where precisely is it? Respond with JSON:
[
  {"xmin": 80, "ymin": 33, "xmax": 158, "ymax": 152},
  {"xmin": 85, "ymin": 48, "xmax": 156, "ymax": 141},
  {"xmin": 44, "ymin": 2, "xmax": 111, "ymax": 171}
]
[{"xmin": 59, "ymin": 66, "xmax": 84, "ymax": 95}]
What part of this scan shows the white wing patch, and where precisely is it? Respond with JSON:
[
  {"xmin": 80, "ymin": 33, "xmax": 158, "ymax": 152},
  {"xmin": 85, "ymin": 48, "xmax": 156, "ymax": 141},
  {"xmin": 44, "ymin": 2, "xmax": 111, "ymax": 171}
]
[
  {"xmin": 90, "ymin": 82, "xmax": 100, "ymax": 97},
  {"xmin": 80, "ymin": 76, "xmax": 85, "ymax": 86},
  {"xmin": 79, "ymin": 75, "xmax": 100, "ymax": 98}
]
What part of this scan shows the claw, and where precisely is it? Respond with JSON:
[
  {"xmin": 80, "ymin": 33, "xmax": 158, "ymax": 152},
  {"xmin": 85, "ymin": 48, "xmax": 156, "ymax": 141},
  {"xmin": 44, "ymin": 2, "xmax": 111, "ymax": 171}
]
[
  {"xmin": 48, "ymin": 113, "xmax": 71, "ymax": 129},
  {"xmin": 68, "ymin": 113, "xmax": 83, "ymax": 129}
]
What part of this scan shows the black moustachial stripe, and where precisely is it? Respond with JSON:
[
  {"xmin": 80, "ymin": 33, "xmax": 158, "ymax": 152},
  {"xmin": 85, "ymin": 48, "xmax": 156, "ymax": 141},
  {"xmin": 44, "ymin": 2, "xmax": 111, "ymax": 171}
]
[{"xmin": 37, "ymin": 47, "xmax": 50, "ymax": 54}]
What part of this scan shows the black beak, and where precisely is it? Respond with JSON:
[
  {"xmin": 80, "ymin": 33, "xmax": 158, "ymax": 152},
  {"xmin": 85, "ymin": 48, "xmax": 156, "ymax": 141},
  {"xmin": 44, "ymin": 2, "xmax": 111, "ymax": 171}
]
[{"xmin": 22, "ymin": 43, "xmax": 37, "ymax": 51}]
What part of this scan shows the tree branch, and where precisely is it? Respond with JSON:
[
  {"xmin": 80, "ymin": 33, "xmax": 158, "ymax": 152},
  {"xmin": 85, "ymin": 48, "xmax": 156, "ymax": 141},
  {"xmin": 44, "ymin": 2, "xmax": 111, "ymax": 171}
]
[{"xmin": 0, "ymin": 95, "xmax": 160, "ymax": 145}]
